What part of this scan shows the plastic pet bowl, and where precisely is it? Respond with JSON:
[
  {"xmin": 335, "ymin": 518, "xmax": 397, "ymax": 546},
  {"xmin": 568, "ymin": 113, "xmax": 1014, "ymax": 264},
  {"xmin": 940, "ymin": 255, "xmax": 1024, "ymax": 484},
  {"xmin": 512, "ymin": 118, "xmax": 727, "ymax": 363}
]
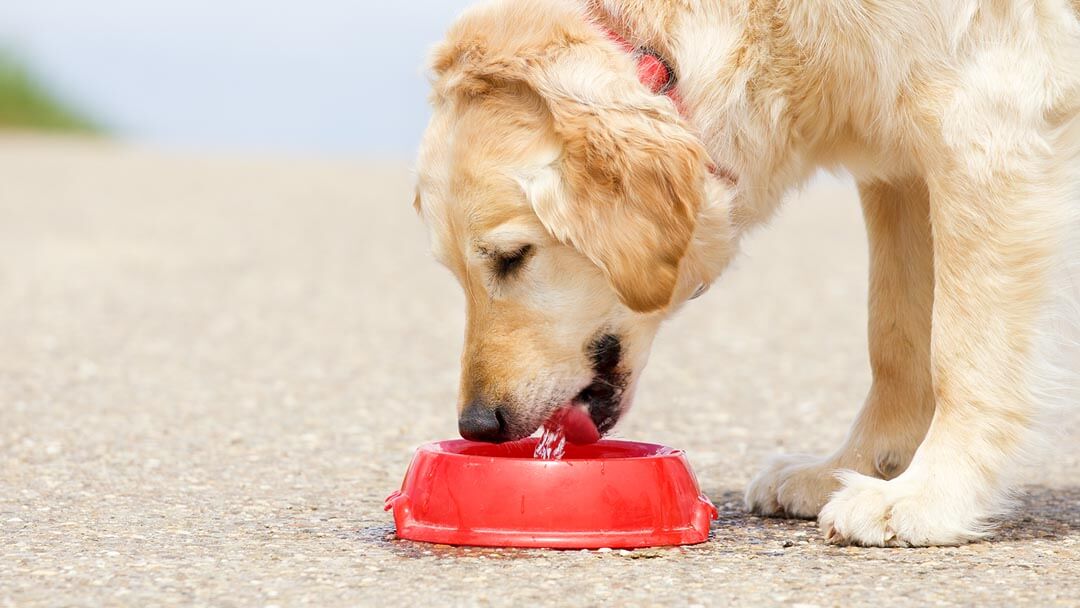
[{"xmin": 384, "ymin": 438, "xmax": 717, "ymax": 549}]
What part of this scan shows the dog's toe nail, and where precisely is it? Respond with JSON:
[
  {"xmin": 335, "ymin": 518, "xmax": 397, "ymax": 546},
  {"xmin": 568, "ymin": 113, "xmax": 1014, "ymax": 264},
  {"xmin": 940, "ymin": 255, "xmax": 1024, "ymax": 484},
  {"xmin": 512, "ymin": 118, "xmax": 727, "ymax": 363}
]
[{"xmin": 824, "ymin": 526, "xmax": 837, "ymax": 542}]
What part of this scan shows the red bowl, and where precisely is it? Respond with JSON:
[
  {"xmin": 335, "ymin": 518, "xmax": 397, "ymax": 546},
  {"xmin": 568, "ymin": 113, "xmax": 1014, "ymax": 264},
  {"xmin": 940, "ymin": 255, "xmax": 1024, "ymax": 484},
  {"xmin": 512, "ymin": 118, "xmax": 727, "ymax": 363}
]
[{"xmin": 384, "ymin": 438, "xmax": 717, "ymax": 549}]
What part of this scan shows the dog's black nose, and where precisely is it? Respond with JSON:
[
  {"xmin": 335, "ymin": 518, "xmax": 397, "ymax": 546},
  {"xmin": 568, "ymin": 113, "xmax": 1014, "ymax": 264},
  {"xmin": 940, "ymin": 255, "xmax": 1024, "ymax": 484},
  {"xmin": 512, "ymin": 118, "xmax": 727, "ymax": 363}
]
[{"xmin": 458, "ymin": 403, "xmax": 509, "ymax": 443}]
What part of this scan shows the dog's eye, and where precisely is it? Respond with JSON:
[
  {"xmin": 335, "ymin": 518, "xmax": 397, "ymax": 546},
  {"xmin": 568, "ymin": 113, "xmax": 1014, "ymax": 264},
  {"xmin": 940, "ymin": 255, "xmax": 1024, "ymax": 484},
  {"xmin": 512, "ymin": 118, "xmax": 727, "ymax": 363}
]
[{"xmin": 493, "ymin": 245, "xmax": 533, "ymax": 279}]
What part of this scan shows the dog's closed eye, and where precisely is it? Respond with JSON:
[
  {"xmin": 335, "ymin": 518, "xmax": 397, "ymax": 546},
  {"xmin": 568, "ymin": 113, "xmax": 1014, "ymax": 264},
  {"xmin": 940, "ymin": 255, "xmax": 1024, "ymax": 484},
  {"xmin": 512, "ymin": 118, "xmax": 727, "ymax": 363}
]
[{"xmin": 492, "ymin": 245, "xmax": 533, "ymax": 279}]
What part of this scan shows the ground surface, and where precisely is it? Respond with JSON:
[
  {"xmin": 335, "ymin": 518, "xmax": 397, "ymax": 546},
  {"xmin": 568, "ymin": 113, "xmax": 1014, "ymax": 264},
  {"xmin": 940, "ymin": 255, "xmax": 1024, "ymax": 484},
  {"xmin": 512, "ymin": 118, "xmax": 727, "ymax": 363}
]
[{"xmin": 1, "ymin": 136, "xmax": 1078, "ymax": 607}]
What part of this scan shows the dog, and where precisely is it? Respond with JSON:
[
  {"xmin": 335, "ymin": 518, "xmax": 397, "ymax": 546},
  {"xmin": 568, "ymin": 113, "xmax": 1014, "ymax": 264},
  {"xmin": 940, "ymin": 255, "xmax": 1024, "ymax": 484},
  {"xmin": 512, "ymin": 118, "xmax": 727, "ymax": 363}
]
[{"xmin": 413, "ymin": 0, "xmax": 1080, "ymax": 546}]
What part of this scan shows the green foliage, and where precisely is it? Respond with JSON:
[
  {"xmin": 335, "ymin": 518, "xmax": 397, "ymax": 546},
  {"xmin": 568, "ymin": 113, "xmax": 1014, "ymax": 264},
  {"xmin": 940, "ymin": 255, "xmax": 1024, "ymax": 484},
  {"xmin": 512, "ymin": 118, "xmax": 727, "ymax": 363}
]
[{"xmin": 0, "ymin": 52, "xmax": 99, "ymax": 132}]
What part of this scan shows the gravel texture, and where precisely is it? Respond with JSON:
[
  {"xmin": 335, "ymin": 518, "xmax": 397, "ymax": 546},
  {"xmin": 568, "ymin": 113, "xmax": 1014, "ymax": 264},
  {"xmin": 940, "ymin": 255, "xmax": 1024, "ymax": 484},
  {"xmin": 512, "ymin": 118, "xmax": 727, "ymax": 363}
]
[{"xmin": 1, "ymin": 136, "xmax": 1078, "ymax": 607}]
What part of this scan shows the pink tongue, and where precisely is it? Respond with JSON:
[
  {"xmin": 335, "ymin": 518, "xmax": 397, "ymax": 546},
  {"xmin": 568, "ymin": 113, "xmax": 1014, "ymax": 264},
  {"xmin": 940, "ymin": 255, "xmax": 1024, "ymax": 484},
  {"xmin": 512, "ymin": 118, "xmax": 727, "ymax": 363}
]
[{"xmin": 554, "ymin": 406, "xmax": 600, "ymax": 445}]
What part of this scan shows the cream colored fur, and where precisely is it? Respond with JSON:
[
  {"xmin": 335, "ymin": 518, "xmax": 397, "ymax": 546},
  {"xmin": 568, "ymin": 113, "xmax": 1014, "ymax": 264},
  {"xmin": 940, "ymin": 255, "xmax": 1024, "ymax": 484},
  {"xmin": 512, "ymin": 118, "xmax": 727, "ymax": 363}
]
[{"xmin": 416, "ymin": 0, "xmax": 1080, "ymax": 546}]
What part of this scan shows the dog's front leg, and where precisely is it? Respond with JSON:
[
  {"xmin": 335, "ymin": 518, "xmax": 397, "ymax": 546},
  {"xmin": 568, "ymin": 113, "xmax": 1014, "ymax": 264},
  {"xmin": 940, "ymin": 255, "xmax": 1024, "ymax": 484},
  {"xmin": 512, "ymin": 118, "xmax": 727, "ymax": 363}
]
[
  {"xmin": 819, "ymin": 136, "xmax": 1069, "ymax": 546},
  {"xmin": 745, "ymin": 177, "xmax": 936, "ymax": 518}
]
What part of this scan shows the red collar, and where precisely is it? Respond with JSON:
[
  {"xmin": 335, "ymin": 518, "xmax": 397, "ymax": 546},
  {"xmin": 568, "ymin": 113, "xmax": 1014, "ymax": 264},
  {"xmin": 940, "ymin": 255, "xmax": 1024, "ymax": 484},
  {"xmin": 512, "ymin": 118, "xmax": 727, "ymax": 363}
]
[
  {"xmin": 604, "ymin": 30, "xmax": 685, "ymax": 112},
  {"xmin": 603, "ymin": 28, "xmax": 736, "ymax": 185}
]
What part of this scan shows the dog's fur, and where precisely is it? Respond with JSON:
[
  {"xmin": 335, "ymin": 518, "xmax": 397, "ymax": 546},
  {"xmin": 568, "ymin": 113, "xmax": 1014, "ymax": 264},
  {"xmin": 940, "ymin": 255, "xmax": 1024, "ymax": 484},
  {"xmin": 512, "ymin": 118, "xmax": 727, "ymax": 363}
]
[{"xmin": 414, "ymin": 0, "xmax": 1080, "ymax": 546}]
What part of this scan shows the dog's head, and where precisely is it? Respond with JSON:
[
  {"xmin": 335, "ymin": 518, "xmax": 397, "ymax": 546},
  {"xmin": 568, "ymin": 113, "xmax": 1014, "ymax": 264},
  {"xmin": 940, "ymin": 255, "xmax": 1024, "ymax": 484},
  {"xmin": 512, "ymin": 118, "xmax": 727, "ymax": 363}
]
[{"xmin": 414, "ymin": 0, "xmax": 736, "ymax": 442}]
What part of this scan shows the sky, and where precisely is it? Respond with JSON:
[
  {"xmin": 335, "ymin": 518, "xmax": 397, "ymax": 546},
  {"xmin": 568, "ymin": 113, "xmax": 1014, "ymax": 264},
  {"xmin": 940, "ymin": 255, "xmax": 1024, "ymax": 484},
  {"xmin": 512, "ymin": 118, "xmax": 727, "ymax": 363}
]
[{"xmin": 0, "ymin": 0, "xmax": 474, "ymax": 157}]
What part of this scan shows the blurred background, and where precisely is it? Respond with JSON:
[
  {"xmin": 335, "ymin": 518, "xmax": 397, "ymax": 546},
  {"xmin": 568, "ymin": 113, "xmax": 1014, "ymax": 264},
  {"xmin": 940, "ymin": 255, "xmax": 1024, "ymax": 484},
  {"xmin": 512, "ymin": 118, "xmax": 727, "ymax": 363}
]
[{"xmin": 0, "ymin": 0, "xmax": 474, "ymax": 157}]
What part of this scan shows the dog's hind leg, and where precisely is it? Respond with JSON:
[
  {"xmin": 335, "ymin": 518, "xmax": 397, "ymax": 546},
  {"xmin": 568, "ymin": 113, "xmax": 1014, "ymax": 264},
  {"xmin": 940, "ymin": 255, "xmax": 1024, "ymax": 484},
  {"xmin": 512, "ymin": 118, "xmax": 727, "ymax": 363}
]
[{"xmin": 745, "ymin": 176, "xmax": 936, "ymax": 518}]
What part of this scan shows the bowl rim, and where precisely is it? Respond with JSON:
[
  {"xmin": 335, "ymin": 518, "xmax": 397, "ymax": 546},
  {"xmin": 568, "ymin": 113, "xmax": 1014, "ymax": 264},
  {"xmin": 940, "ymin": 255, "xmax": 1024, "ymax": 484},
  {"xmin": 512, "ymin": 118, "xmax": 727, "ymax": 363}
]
[{"xmin": 417, "ymin": 438, "xmax": 683, "ymax": 462}]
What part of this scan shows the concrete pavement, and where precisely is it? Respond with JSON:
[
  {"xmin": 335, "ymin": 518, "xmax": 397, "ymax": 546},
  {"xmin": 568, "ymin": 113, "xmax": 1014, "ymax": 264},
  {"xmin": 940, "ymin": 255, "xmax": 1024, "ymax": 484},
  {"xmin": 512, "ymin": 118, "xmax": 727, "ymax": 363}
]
[{"xmin": 1, "ymin": 135, "xmax": 1078, "ymax": 607}]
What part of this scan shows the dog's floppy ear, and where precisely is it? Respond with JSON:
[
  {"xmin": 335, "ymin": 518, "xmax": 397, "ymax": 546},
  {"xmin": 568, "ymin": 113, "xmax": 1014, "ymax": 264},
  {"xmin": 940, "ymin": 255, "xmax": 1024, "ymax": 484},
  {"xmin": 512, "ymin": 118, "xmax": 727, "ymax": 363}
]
[
  {"xmin": 430, "ymin": 27, "xmax": 709, "ymax": 312},
  {"xmin": 523, "ymin": 45, "xmax": 708, "ymax": 312}
]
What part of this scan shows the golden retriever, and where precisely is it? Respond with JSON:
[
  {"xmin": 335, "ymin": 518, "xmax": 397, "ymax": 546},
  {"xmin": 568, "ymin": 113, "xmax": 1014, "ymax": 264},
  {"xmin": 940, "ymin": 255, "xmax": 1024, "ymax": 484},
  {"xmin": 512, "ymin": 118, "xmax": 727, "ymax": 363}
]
[{"xmin": 413, "ymin": 0, "xmax": 1080, "ymax": 546}]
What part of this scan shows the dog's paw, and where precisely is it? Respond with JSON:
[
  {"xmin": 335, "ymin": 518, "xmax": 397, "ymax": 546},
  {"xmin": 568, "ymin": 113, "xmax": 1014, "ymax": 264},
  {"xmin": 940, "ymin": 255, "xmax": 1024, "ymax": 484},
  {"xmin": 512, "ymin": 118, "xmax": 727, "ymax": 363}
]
[
  {"xmin": 745, "ymin": 453, "xmax": 842, "ymax": 518},
  {"xmin": 818, "ymin": 471, "xmax": 988, "ymax": 547}
]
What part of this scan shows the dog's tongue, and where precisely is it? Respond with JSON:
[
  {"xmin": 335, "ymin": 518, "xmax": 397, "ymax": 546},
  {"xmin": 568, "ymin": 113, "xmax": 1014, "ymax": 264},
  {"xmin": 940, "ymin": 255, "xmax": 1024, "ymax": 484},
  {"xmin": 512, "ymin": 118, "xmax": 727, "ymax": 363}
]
[{"xmin": 553, "ymin": 405, "xmax": 600, "ymax": 445}]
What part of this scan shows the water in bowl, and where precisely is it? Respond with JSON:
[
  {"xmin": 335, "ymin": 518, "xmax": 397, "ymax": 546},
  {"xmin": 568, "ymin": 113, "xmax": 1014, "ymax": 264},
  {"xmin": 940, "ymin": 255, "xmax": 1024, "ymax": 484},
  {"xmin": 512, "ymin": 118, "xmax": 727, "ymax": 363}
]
[{"xmin": 533, "ymin": 423, "xmax": 567, "ymax": 460}]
